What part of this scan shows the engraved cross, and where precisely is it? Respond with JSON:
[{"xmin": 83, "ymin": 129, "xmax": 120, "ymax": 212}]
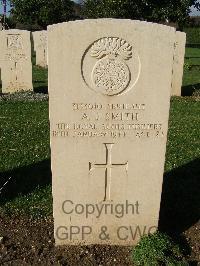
[{"xmin": 89, "ymin": 143, "xmax": 128, "ymax": 201}]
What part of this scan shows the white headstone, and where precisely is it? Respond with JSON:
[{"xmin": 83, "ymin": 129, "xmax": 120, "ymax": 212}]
[
  {"xmin": 48, "ymin": 19, "xmax": 176, "ymax": 246},
  {"xmin": 0, "ymin": 29, "xmax": 33, "ymax": 93},
  {"xmin": 171, "ymin": 31, "xmax": 186, "ymax": 96},
  {"xmin": 32, "ymin": 31, "xmax": 47, "ymax": 67}
]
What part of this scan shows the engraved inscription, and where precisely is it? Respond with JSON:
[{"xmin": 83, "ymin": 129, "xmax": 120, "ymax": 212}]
[
  {"xmin": 52, "ymin": 102, "xmax": 165, "ymax": 139},
  {"xmin": 92, "ymin": 58, "xmax": 130, "ymax": 95},
  {"xmin": 7, "ymin": 34, "xmax": 23, "ymax": 50},
  {"xmin": 39, "ymin": 34, "xmax": 47, "ymax": 48},
  {"xmin": 5, "ymin": 34, "xmax": 26, "ymax": 61},
  {"xmin": 89, "ymin": 143, "xmax": 128, "ymax": 201},
  {"xmin": 38, "ymin": 34, "xmax": 47, "ymax": 62},
  {"xmin": 82, "ymin": 37, "xmax": 141, "ymax": 96},
  {"xmin": 91, "ymin": 37, "xmax": 132, "ymax": 96},
  {"xmin": 12, "ymin": 62, "xmax": 18, "ymax": 81},
  {"xmin": 91, "ymin": 38, "xmax": 132, "ymax": 60}
]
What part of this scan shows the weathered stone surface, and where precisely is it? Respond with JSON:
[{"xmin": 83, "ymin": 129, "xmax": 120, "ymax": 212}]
[
  {"xmin": 0, "ymin": 29, "xmax": 33, "ymax": 93},
  {"xmin": 48, "ymin": 19, "xmax": 176, "ymax": 246},
  {"xmin": 171, "ymin": 31, "xmax": 186, "ymax": 96},
  {"xmin": 32, "ymin": 31, "xmax": 47, "ymax": 67}
]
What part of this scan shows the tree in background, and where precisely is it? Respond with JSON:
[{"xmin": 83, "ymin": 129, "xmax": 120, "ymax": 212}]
[
  {"xmin": 82, "ymin": 0, "xmax": 200, "ymax": 27},
  {"xmin": 10, "ymin": 0, "xmax": 76, "ymax": 29}
]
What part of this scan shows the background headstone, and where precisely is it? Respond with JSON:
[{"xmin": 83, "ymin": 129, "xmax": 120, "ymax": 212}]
[
  {"xmin": 171, "ymin": 31, "xmax": 186, "ymax": 96},
  {"xmin": 0, "ymin": 29, "xmax": 33, "ymax": 93},
  {"xmin": 0, "ymin": 16, "xmax": 2, "ymax": 31},
  {"xmin": 48, "ymin": 19, "xmax": 176, "ymax": 246},
  {"xmin": 32, "ymin": 31, "xmax": 47, "ymax": 68}
]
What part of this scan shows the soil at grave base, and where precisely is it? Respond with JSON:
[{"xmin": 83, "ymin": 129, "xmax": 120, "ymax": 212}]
[
  {"xmin": 0, "ymin": 215, "xmax": 199, "ymax": 266},
  {"xmin": 0, "ymin": 215, "xmax": 133, "ymax": 266}
]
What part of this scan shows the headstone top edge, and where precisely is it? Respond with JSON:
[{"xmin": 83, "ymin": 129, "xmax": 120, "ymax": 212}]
[
  {"xmin": 32, "ymin": 30, "xmax": 47, "ymax": 34},
  {"xmin": 176, "ymin": 30, "xmax": 187, "ymax": 39},
  {"xmin": 47, "ymin": 19, "xmax": 176, "ymax": 33},
  {"xmin": 1, "ymin": 29, "xmax": 31, "ymax": 34}
]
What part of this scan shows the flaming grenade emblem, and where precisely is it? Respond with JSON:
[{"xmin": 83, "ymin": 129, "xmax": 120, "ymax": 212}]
[{"xmin": 91, "ymin": 37, "xmax": 133, "ymax": 96}]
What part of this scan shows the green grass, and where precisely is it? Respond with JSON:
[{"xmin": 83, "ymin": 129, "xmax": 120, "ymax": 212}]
[
  {"xmin": 185, "ymin": 47, "xmax": 200, "ymax": 58},
  {"xmin": 32, "ymin": 64, "xmax": 48, "ymax": 93},
  {"xmin": 1, "ymin": 186, "xmax": 52, "ymax": 217},
  {"xmin": 0, "ymin": 48, "xmax": 199, "ymax": 218},
  {"xmin": 184, "ymin": 27, "xmax": 200, "ymax": 45},
  {"xmin": 183, "ymin": 69, "xmax": 200, "ymax": 91},
  {"xmin": 0, "ymin": 101, "xmax": 51, "ymax": 215},
  {"xmin": 165, "ymin": 97, "xmax": 200, "ymax": 171},
  {"xmin": 0, "ymin": 101, "xmax": 51, "ymax": 217},
  {"xmin": 182, "ymin": 47, "xmax": 200, "ymax": 94},
  {"xmin": 0, "ymin": 102, "xmax": 49, "ymax": 172},
  {"xmin": 132, "ymin": 232, "xmax": 186, "ymax": 265}
]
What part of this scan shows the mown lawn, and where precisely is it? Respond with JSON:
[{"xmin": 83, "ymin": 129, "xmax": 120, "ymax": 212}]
[
  {"xmin": 32, "ymin": 65, "xmax": 48, "ymax": 93},
  {"xmin": 183, "ymin": 47, "xmax": 200, "ymax": 93},
  {"xmin": 0, "ymin": 48, "xmax": 199, "ymax": 218}
]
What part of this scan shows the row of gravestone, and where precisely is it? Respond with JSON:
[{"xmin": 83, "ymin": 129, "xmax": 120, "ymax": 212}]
[
  {"xmin": 2, "ymin": 20, "xmax": 187, "ymax": 247},
  {"xmin": 0, "ymin": 26, "xmax": 185, "ymax": 96},
  {"xmin": 0, "ymin": 29, "xmax": 47, "ymax": 94}
]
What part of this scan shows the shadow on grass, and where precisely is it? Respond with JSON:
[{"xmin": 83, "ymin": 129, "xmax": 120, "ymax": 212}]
[
  {"xmin": 33, "ymin": 85, "xmax": 48, "ymax": 94},
  {"xmin": 159, "ymin": 158, "xmax": 200, "ymax": 261},
  {"xmin": 190, "ymin": 65, "xmax": 200, "ymax": 70},
  {"xmin": 181, "ymin": 83, "xmax": 200, "ymax": 96},
  {"xmin": 0, "ymin": 159, "xmax": 51, "ymax": 204},
  {"xmin": 185, "ymin": 56, "xmax": 200, "ymax": 59},
  {"xmin": 186, "ymin": 44, "xmax": 200, "ymax": 49},
  {"xmin": 159, "ymin": 158, "xmax": 200, "ymax": 235}
]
